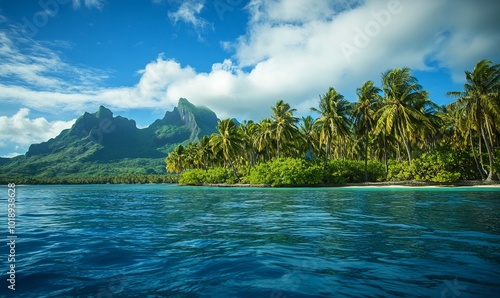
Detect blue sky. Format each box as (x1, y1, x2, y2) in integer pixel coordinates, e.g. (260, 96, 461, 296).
(0, 0, 499, 158)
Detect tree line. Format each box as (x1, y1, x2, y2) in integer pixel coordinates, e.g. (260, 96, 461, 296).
(165, 60, 500, 185)
(0, 174, 179, 185)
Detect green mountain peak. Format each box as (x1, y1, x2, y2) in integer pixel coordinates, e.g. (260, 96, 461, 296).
(96, 105, 113, 119)
(0, 99, 220, 179)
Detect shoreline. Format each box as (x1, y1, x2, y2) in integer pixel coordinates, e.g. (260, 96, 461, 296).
(182, 180, 500, 188)
(3, 180, 499, 187)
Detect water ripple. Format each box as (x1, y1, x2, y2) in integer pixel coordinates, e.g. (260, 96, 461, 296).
(0, 185, 499, 297)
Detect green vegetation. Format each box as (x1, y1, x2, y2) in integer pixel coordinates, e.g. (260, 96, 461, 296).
(168, 60, 500, 186)
(1, 61, 497, 186)
(0, 98, 219, 183)
(247, 158, 323, 186)
(0, 174, 178, 185)
(1, 157, 168, 178)
(387, 147, 478, 183)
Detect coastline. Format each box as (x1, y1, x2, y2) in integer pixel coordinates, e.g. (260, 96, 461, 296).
(181, 180, 500, 188)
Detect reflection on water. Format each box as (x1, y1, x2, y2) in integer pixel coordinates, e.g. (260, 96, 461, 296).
(0, 185, 499, 297)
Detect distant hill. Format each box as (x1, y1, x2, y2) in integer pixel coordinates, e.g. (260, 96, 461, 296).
(0, 98, 219, 179)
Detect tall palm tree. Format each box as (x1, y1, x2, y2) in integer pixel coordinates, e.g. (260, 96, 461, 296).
(271, 100, 299, 158)
(209, 118, 244, 177)
(444, 103, 486, 179)
(354, 81, 381, 181)
(311, 87, 352, 168)
(448, 59, 500, 181)
(376, 67, 433, 163)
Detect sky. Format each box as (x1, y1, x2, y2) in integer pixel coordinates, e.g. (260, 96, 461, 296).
(0, 0, 499, 158)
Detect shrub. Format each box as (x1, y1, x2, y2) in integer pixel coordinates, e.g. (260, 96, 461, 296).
(325, 160, 385, 183)
(367, 161, 386, 182)
(387, 148, 466, 183)
(179, 167, 239, 185)
(249, 158, 323, 186)
(204, 167, 233, 184)
(387, 160, 414, 181)
(412, 152, 461, 182)
(179, 169, 206, 185)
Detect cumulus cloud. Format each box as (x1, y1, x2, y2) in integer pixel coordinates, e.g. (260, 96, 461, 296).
(1, 0, 500, 123)
(0, 108, 76, 156)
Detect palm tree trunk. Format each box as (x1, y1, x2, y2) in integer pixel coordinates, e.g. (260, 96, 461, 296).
(470, 133, 486, 180)
(228, 160, 238, 180)
(485, 119, 496, 159)
(383, 134, 388, 174)
(479, 134, 486, 173)
(276, 137, 280, 158)
(481, 124, 498, 181)
(364, 131, 368, 181)
(324, 137, 331, 170)
(400, 130, 412, 163)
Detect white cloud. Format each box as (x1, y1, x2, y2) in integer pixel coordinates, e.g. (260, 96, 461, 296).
(1, 0, 500, 124)
(246, 0, 359, 24)
(168, 0, 213, 37)
(0, 109, 76, 153)
(0, 31, 109, 92)
(3, 152, 24, 158)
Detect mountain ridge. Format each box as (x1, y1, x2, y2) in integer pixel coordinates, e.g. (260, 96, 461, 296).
(0, 98, 219, 178)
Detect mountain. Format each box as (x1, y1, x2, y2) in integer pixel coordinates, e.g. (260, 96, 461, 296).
(0, 98, 219, 179)
(147, 97, 219, 153)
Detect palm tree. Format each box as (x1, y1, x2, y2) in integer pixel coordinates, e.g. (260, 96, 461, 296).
(298, 116, 318, 159)
(443, 103, 486, 179)
(255, 118, 274, 161)
(271, 100, 299, 158)
(354, 81, 381, 181)
(239, 120, 258, 167)
(375, 67, 433, 163)
(209, 118, 244, 177)
(412, 94, 440, 151)
(184, 142, 199, 169)
(311, 87, 352, 168)
(165, 144, 185, 175)
(448, 59, 500, 181)
(198, 135, 212, 169)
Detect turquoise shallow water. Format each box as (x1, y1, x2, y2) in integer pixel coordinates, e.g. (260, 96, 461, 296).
(1, 185, 499, 297)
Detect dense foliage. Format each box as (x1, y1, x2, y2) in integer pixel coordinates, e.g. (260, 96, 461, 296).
(179, 167, 237, 185)
(247, 158, 323, 186)
(179, 158, 386, 186)
(168, 60, 500, 186)
(0, 174, 178, 185)
(387, 147, 478, 182)
(0, 157, 167, 177)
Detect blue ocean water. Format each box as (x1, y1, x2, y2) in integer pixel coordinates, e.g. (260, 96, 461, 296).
(0, 185, 499, 297)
